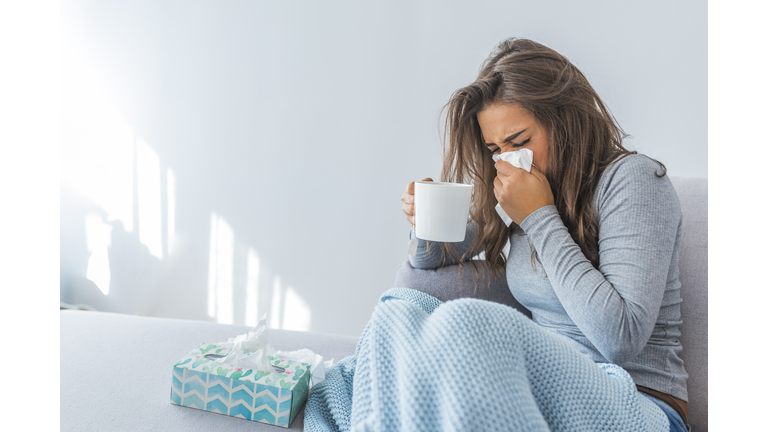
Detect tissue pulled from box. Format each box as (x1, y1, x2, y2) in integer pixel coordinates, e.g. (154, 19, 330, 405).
(209, 315, 332, 388)
(492, 149, 534, 226)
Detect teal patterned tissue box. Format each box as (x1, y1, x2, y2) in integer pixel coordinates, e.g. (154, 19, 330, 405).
(170, 343, 311, 428)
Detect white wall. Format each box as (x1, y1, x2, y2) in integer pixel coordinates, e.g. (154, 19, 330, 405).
(60, 0, 707, 337)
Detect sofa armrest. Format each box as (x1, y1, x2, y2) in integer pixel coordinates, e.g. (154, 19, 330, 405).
(393, 259, 532, 319)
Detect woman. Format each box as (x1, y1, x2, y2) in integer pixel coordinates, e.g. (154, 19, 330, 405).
(401, 38, 689, 431)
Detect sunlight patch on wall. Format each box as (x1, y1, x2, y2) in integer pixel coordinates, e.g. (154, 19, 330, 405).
(167, 168, 176, 255)
(85, 215, 112, 295)
(245, 248, 260, 326)
(208, 212, 234, 324)
(283, 286, 311, 332)
(269, 275, 283, 329)
(137, 138, 162, 259)
(205, 226, 310, 329)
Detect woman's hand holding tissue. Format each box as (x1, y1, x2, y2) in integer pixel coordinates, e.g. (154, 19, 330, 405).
(493, 161, 554, 225)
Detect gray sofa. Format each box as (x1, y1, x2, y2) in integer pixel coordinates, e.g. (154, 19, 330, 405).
(60, 176, 707, 431)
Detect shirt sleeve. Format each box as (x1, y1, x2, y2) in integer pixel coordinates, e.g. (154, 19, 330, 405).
(408, 222, 480, 269)
(519, 155, 681, 364)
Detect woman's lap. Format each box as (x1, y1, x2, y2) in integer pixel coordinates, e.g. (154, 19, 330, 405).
(368, 296, 670, 430)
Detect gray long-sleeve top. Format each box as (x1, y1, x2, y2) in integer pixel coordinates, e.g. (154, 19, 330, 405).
(409, 154, 689, 401)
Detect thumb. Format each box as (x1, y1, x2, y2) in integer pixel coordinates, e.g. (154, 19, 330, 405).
(421, 177, 433, 182)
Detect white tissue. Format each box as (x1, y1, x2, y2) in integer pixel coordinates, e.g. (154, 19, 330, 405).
(272, 348, 332, 387)
(492, 149, 534, 226)
(211, 314, 332, 388)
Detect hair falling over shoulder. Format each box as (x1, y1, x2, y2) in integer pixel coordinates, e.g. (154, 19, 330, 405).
(432, 38, 666, 288)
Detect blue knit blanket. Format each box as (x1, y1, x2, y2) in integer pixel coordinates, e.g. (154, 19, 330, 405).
(304, 288, 668, 431)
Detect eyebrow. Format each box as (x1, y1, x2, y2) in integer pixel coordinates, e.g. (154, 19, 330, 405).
(484, 129, 528, 147)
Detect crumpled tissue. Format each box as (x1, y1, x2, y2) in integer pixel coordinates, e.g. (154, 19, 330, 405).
(206, 315, 333, 388)
(492, 149, 534, 226)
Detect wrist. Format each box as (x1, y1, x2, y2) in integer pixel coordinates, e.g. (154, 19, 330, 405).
(519, 205, 558, 231)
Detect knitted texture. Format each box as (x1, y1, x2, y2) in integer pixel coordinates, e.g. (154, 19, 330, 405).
(304, 288, 668, 432)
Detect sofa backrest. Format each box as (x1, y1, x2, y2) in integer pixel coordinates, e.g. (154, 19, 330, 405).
(669, 176, 708, 432)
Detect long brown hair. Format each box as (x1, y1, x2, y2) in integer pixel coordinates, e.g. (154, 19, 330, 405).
(433, 38, 665, 285)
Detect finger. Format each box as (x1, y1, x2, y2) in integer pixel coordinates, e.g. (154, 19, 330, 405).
(493, 176, 504, 200)
(494, 160, 518, 176)
(493, 176, 503, 192)
(407, 177, 432, 197)
(410, 177, 432, 191)
(402, 203, 414, 216)
(403, 202, 415, 224)
(402, 193, 413, 204)
(492, 179, 502, 202)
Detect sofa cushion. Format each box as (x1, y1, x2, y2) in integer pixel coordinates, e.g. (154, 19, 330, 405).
(393, 258, 532, 319)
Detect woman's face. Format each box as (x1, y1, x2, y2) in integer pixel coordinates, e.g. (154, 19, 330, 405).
(477, 103, 550, 174)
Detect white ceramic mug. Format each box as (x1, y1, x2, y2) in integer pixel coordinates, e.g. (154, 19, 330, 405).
(414, 181, 473, 242)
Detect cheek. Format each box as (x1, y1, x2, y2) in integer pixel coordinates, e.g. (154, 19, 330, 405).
(531, 143, 548, 172)
(532, 152, 542, 168)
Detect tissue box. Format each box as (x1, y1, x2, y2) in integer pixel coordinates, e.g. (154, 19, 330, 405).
(170, 343, 311, 428)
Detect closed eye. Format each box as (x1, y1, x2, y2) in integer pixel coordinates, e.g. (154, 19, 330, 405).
(485, 144, 500, 155)
(485, 138, 530, 155)
(511, 138, 531, 148)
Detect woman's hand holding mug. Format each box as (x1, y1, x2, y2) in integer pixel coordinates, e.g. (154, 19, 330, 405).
(402, 178, 433, 226)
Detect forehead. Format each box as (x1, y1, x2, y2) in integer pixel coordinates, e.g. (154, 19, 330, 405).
(476, 103, 534, 140)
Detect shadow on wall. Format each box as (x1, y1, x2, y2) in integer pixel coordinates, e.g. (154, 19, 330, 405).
(60, 179, 162, 315)
(60, 37, 311, 330)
